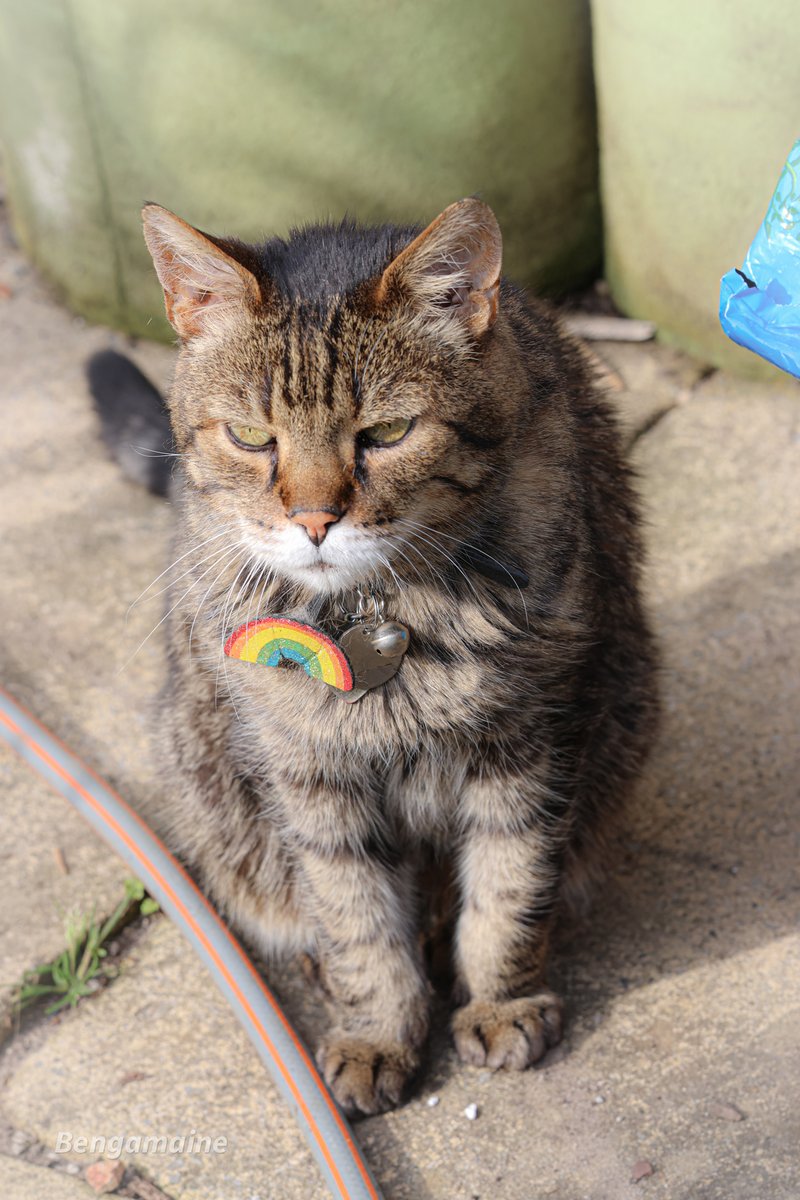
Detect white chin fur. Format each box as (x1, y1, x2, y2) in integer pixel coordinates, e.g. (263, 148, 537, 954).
(240, 520, 386, 595)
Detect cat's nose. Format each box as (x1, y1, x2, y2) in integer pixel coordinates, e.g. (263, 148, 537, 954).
(289, 509, 341, 546)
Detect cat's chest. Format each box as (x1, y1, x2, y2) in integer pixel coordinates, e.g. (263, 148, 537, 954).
(222, 640, 506, 838)
(228, 638, 499, 746)
(235, 672, 472, 834)
(211, 587, 520, 834)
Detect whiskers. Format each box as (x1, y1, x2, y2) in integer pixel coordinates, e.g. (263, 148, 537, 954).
(212, 553, 286, 719)
(118, 529, 244, 676)
(398, 517, 529, 629)
(384, 529, 452, 598)
(125, 526, 233, 620)
(395, 519, 483, 606)
(129, 445, 185, 459)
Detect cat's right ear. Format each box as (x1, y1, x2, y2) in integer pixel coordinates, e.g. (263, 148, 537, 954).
(375, 198, 502, 345)
(142, 204, 262, 341)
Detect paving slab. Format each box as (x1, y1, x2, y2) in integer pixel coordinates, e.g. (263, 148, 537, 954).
(1, 182, 799, 1199)
(0, 1154, 92, 1200)
(0, 747, 124, 1015)
(636, 370, 800, 598)
(4, 921, 800, 1200)
(2, 920, 329, 1200)
(581, 337, 709, 446)
(0, 186, 175, 1041)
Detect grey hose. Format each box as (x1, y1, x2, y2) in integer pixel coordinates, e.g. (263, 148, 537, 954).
(0, 685, 383, 1200)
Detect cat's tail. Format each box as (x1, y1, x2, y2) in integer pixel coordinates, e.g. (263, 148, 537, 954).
(86, 349, 173, 497)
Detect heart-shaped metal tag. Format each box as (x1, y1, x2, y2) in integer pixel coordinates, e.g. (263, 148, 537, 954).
(335, 621, 410, 703)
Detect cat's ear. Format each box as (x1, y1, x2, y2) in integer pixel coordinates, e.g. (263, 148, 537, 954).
(142, 204, 262, 341)
(376, 198, 502, 341)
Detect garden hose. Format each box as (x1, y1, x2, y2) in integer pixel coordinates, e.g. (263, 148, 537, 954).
(0, 685, 383, 1200)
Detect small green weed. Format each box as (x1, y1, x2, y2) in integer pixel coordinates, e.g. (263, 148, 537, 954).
(17, 878, 160, 1014)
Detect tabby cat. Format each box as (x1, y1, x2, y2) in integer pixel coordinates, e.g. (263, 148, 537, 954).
(89, 197, 658, 1117)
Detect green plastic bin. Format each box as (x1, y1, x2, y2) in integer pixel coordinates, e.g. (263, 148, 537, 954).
(0, 0, 600, 339)
(592, 0, 800, 375)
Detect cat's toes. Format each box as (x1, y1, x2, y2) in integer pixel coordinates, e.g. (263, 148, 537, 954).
(317, 1036, 420, 1117)
(452, 993, 563, 1071)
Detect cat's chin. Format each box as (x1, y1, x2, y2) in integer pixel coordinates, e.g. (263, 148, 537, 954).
(284, 560, 365, 596)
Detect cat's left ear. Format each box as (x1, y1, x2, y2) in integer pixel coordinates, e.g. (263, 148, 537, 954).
(142, 204, 262, 341)
(376, 198, 502, 340)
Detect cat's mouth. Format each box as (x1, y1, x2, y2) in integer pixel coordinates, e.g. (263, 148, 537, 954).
(241, 520, 386, 594)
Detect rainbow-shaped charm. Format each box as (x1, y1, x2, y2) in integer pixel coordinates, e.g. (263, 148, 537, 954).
(223, 617, 354, 692)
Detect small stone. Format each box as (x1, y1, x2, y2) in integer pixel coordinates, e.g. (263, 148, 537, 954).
(593, 1094, 605, 1104)
(464, 1103, 479, 1121)
(53, 845, 69, 874)
(85, 1159, 125, 1193)
(564, 313, 656, 342)
(426, 1095, 440, 1108)
(118, 1070, 150, 1087)
(630, 1160, 655, 1183)
(9, 1129, 32, 1156)
(710, 1102, 745, 1122)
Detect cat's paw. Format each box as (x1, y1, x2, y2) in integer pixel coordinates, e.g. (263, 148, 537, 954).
(452, 993, 563, 1071)
(317, 1036, 420, 1117)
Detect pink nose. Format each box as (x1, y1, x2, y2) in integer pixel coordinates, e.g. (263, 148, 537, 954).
(290, 509, 340, 546)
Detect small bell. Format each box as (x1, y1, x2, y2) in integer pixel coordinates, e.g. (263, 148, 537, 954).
(369, 621, 410, 657)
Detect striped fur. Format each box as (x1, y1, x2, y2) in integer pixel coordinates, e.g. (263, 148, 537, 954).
(136, 199, 659, 1116)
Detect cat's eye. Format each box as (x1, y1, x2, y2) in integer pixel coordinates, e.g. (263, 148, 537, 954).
(359, 417, 414, 448)
(227, 424, 275, 450)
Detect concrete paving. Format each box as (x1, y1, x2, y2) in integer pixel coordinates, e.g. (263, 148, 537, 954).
(1, 182, 798, 1200)
(0, 178, 173, 1052)
(0, 1155, 91, 1200)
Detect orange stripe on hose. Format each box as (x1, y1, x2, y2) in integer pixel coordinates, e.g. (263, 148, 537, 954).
(0, 699, 378, 1200)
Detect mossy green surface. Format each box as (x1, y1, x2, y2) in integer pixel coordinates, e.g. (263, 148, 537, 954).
(0, 0, 600, 339)
(592, 0, 800, 376)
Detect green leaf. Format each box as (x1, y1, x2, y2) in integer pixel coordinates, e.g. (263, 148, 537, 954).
(19, 983, 61, 999)
(15, 877, 160, 1017)
(50, 962, 68, 989)
(45, 995, 72, 1015)
(124, 878, 146, 902)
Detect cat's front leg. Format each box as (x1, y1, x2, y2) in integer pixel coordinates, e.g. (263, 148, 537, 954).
(452, 773, 566, 1071)
(281, 784, 429, 1116)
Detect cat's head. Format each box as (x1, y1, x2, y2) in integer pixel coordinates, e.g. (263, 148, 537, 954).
(143, 198, 516, 595)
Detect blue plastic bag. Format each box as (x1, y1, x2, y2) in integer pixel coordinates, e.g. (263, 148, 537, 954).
(719, 140, 800, 378)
